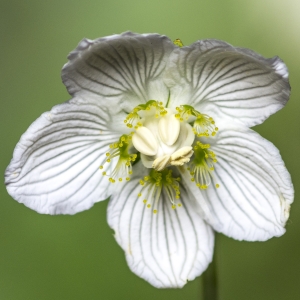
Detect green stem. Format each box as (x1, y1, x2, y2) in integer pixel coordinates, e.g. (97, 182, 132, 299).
(202, 237, 219, 300)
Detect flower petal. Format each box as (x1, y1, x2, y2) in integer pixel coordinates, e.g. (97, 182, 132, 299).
(62, 32, 175, 110)
(5, 98, 121, 215)
(164, 39, 290, 127)
(182, 125, 294, 241)
(107, 164, 214, 288)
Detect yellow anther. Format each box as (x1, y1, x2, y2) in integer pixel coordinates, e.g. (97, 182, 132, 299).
(173, 38, 184, 47)
(153, 210, 158, 214)
(216, 184, 220, 188)
(147, 204, 151, 208)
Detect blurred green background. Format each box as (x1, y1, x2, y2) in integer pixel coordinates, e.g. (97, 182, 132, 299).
(1, 0, 299, 299)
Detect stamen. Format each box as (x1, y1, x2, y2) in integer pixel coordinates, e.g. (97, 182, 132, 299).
(152, 155, 171, 171)
(132, 126, 158, 156)
(193, 115, 217, 137)
(188, 141, 217, 189)
(151, 146, 194, 172)
(170, 146, 193, 166)
(158, 113, 180, 146)
(175, 105, 218, 137)
(124, 100, 167, 129)
(100, 134, 137, 182)
(138, 169, 181, 213)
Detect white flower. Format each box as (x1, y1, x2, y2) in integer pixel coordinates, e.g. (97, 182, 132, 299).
(5, 32, 294, 288)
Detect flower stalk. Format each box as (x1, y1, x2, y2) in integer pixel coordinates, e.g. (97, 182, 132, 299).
(202, 235, 219, 300)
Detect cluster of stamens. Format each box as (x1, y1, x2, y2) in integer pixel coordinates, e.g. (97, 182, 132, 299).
(175, 105, 218, 137)
(100, 134, 137, 182)
(124, 100, 167, 129)
(138, 169, 181, 214)
(100, 99, 220, 214)
(187, 141, 218, 189)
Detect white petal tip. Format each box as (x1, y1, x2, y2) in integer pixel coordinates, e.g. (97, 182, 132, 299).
(272, 57, 289, 79)
(280, 194, 291, 224)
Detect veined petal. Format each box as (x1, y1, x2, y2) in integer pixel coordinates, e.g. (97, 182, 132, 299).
(107, 164, 214, 288)
(5, 98, 120, 215)
(62, 32, 175, 110)
(182, 125, 294, 241)
(164, 39, 290, 127)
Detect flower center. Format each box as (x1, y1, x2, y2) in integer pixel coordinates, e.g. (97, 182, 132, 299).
(131, 108, 195, 171)
(100, 100, 219, 213)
